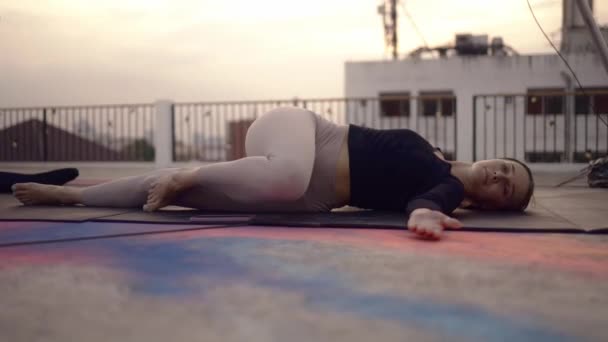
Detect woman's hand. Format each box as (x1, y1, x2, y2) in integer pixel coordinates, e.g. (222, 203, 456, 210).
(407, 208, 463, 240)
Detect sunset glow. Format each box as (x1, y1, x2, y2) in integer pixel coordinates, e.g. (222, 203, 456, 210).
(1, 0, 607, 106)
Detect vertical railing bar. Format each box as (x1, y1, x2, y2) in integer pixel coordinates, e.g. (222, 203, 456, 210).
(65, 107, 70, 162)
(532, 96, 537, 160)
(543, 96, 547, 159)
(42, 108, 47, 161)
(184, 105, 189, 161)
(219, 103, 223, 161)
(472, 96, 476, 161)
(198, 103, 203, 162)
(595, 95, 599, 157)
(585, 99, 589, 153)
(443, 98, 447, 153)
(127, 106, 132, 161)
(493, 96, 497, 158)
(1, 109, 6, 160)
(114, 106, 119, 161)
(73, 106, 79, 159)
(483, 97, 487, 160)
(524, 95, 528, 161)
(513, 96, 526, 158)
(96, 106, 102, 161)
(101, 106, 106, 161)
(453, 97, 457, 159)
(198, 104, 204, 162)
(556, 96, 561, 159)
(202, 104, 208, 162)
(503, 96, 507, 157)
(23, 109, 29, 161)
(104, 107, 112, 161)
(86, 106, 98, 160)
(434, 97, 439, 150)
(425, 100, 429, 141)
(66, 108, 71, 162)
(14, 110, 20, 161)
(188, 104, 193, 161)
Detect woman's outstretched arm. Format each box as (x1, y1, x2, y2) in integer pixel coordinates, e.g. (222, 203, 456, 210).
(407, 208, 463, 240)
(405, 176, 465, 240)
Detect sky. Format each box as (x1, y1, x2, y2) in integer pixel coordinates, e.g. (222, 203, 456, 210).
(1, 0, 607, 107)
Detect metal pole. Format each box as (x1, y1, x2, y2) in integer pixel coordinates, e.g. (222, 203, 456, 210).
(575, 0, 608, 76)
(391, 0, 398, 59)
(42, 108, 48, 162)
(472, 96, 477, 161)
(561, 71, 575, 162)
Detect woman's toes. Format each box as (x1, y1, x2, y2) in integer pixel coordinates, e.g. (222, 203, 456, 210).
(15, 183, 32, 190)
(144, 202, 156, 212)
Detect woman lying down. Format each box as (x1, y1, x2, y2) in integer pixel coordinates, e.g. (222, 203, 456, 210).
(12, 107, 534, 240)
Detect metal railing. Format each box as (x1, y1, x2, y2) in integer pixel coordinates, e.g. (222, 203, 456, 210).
(0, 96, 458, 162)
(173, 95, 457, 161)
(473, 90, 608, 162)
(0, 104, 155, 161)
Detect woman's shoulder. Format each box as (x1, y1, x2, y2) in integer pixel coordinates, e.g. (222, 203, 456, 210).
(349, 125, 432, 148)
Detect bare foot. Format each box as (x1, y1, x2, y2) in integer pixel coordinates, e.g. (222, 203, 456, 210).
(12, 183, 81, 206)
(143, 172, 191, 212)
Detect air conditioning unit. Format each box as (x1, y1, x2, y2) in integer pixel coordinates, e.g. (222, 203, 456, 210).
(455, 34, 489, 56)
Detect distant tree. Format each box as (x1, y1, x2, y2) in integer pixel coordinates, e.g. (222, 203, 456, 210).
(74, 120, 97, 139)
(121, 139, 155, 161)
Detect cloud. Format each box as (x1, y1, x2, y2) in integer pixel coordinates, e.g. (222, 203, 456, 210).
(1, 0, 606, 107)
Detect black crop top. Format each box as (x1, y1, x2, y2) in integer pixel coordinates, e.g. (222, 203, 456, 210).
(347, 125, 464, 216)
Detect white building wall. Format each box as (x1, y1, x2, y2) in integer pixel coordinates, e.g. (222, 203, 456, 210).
(344, 54, 608, 162)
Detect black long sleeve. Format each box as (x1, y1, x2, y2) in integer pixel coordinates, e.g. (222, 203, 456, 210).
(405, 175, 464, 216)
(348, 125, 465, 214)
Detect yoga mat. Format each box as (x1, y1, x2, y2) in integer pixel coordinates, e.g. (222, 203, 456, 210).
(93, 206, 253, 225)
(3, 193, 607, 233)
(251, 207, 592, 233)
(105, 207, 599, 233)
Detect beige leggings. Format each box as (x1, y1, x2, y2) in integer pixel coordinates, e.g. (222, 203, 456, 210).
(80, 107, 348, 212)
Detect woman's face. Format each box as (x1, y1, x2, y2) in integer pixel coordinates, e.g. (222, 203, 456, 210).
(469, 159, 531, 210)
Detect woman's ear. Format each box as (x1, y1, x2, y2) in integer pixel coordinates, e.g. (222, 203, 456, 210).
(460, 198, 476, 209)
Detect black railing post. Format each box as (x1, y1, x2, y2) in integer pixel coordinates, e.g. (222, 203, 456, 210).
(453, 96, 457, 160)
(42, 108, 48, 162)
(524, 95, 534, 161)
(171, 103, 176, 162)
(472, 95, 477, 162)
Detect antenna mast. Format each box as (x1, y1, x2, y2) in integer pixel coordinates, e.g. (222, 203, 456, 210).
(378, 0, 399, 59)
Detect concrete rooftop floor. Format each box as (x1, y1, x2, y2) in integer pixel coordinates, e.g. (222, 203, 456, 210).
(1, 163, 608, 341)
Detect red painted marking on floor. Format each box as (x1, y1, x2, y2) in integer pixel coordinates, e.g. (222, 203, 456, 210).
(0, 248, 102, 268)
(144, 226, 608, 277)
